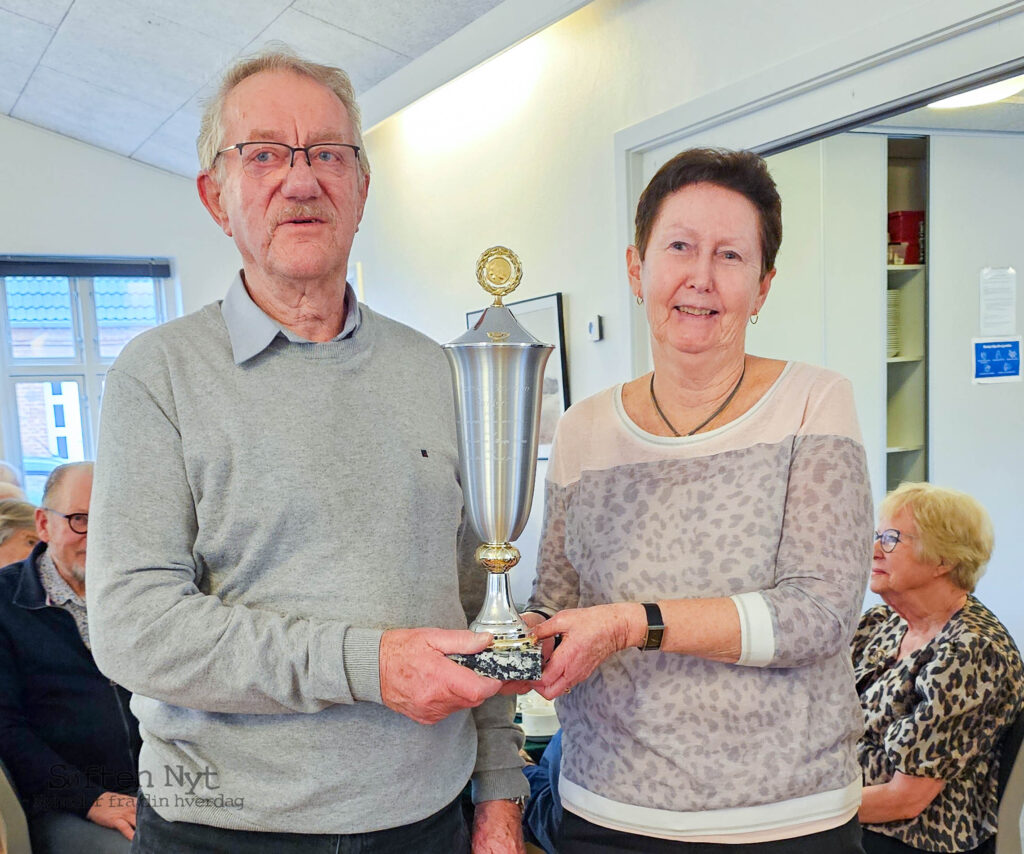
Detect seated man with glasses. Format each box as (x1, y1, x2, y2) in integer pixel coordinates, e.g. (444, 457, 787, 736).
(0, 462, 140, 854)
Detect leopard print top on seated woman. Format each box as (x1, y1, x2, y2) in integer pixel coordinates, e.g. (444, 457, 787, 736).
(854, 597, 1024, 852)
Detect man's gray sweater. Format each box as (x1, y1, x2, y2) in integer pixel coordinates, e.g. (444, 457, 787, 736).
(86, 295, 526, 832)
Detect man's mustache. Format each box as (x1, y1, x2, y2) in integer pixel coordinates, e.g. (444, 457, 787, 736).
(272, 206, 336, 230)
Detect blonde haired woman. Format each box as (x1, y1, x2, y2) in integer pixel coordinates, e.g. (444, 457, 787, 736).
(0, 499, 38, 566)
(855, 482, 1023, 853)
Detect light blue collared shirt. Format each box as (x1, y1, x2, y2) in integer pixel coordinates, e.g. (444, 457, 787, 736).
(220, 273, 362, 365)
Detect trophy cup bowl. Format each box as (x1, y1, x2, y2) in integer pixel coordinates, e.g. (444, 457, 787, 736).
(443, 247, 553, 680)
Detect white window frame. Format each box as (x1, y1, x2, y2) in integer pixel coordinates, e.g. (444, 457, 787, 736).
(0, 269, 179, 468)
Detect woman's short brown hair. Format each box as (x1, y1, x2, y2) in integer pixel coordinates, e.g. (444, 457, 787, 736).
(633, 148, 782, 277)
(880, 482, 994, 593)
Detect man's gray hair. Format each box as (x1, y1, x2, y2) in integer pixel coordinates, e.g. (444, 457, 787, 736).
(197, 45, 370, 180)
(0, 499, 35, 545)
(41, 461, 94, 509)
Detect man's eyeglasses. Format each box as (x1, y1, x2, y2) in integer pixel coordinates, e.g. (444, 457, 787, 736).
(43, 508, 88, 535)
(873, 529, 910, 553)
(213, 142, 361, 179)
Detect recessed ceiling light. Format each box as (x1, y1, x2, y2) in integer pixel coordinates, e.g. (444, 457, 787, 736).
(929, 74, 1024, 109)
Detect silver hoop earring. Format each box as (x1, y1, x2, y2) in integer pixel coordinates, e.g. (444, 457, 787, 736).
(749, 313, 759, 325)
(636, 295, 644, 306)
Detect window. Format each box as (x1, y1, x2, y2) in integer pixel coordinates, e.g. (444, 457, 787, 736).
(0, 257, 177, 503)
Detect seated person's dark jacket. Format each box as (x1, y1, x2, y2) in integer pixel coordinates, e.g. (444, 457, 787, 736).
(0, 542, 140, 816)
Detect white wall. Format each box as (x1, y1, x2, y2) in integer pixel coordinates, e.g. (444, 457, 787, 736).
(929, 134, 1024, 638)
(765, 135, 889, 505)
(720, 132, 1024, 640)
(352, 0, 1003, 594)
(0, 114, 238, 461)
(354, 0, 930, 396)
(0, 114, 238, 314)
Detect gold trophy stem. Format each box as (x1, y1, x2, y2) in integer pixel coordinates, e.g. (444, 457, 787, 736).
(470, 543, 536, 653)
(476, 542, 520, 573)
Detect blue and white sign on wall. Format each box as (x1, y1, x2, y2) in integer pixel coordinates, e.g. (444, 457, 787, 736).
(972, 337, 1021, 384)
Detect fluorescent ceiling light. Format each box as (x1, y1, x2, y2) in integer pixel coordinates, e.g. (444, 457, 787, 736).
(929, 74, 1024, 109)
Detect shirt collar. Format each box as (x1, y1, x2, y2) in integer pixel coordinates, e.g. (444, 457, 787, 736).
(221, 272, 362, 365)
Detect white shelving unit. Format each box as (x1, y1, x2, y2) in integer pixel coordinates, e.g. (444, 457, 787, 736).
(885, 140, 928, 492)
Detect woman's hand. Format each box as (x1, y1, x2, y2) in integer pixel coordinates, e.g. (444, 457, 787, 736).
(498, 611, 553, 695)
(531, 603, 645, 700)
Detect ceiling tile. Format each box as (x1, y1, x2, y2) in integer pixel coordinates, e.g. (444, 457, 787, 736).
(134, 0, 290, 48)
(0, 8, 55, 109)
(133, 107, 202, 176)
(293, 0, 502, 57)
(41, 0, 239, 109)
(0, 0, 72, 28)
(146, 107, 203, 154)
(132, 140, 200, 178)
(13, 65, 166, 155)
(250, 8, 409, 93)
(1, 0, 527, 172)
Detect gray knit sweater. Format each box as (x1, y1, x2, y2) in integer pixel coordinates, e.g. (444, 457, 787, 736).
(87, 294, 527, 833)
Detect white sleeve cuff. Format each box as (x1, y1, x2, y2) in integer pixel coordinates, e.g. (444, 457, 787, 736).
(731, 592, 776, 667)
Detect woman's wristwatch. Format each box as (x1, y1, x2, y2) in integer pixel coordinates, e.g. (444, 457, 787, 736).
(638, 602, 665, 650)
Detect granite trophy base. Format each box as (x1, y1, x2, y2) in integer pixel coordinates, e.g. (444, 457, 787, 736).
(449, 645, 542, 681)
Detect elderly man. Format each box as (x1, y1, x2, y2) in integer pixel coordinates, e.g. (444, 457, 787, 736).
(0, 462, 139, 854)
(87, 49, 528, 853)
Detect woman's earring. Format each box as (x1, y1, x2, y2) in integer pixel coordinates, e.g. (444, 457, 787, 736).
(636, 295, 644, 306)
(749, 312, 759, 325)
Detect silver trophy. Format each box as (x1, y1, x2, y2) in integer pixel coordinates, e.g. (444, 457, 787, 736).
(443, 247, 553, 680)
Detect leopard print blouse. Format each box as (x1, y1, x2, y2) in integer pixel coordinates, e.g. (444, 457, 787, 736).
(853, 597, 1023, 852)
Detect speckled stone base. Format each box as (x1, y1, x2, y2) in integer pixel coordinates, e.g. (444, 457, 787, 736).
(449, 646, 542, 680)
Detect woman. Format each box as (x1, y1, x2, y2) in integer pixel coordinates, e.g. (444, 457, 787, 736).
(522, 148, 874, 852)
(0, 499, 38, 566)
(855, 483, 1023, 853)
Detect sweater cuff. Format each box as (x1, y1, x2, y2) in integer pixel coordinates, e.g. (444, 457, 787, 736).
(731, 592, 776, 667)
(342, 627, 384, 703)
(471, 767, 530, 805)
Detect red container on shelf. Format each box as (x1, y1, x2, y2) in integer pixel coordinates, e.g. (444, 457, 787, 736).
(888, 210, 925, 264)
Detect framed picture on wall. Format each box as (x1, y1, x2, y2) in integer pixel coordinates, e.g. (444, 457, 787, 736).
(466, 292, 569, 459)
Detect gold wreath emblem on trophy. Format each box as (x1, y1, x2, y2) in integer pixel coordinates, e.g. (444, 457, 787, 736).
(476, 246, 523, 307)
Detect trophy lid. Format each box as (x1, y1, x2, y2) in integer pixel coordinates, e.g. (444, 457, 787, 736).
(445, 246, 549, 348)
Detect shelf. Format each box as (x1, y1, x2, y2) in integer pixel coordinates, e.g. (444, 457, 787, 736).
(885, 138, 928, 490)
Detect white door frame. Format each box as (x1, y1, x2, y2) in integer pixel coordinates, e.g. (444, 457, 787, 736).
(615, 0, 1024, 375)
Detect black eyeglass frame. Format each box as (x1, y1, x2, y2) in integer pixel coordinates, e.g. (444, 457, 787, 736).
(873, 528, 912, 553)
(42, 508, 88, 535)
(212, 141, 361, 172)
